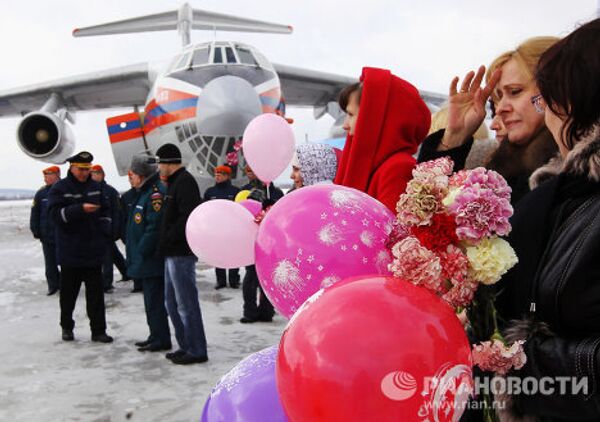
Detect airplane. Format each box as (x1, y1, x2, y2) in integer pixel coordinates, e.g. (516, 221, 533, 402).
(0, 3, 446, 191)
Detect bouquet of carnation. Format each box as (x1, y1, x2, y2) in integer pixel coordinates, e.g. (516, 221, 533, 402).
(387, 157, 526, 378)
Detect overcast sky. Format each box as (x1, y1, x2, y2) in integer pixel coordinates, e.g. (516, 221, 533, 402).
(0, 0, 597, 191)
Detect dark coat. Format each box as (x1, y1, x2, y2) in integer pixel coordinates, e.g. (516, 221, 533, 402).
(241, 180, 284, 207)
(418, 128, 558, 205)
(119, 187, 137, 241)
(204, 180, 240, 201)
(47, 171, 111, 267)
(30, 184, 55, 242)
(159, 167, 201, 257)
(125, 173, 165, 278)
(99, 180, 120, 241)
(488, 172, 600, 421)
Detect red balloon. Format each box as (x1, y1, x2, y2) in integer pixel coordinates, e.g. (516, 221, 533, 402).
(276, 276, 472, 422)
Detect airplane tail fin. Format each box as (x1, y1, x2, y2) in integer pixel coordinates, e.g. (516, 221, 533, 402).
(73, 2, 292, 46)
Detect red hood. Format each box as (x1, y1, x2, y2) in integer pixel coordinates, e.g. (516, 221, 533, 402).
(334, 67, 431, 192)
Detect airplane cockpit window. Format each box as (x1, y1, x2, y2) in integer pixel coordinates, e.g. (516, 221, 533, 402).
(192, 48, 210, 67)
(236, 47, 257, 65)
(213, 48, 223, 64)
(173, 52, 191, 71)
(225, 47, 237, 64)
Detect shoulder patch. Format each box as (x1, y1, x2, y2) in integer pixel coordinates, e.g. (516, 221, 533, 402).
(134, 212, 143, 224)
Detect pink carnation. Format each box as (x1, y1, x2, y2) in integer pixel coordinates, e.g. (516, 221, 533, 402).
(389, 237, 443, 292)
(412, 157, 454, 181)
(443, 277, 478, 308)
(449, 170, 470, 188)
(472, 339, 527, 375)
(464, 168, 512, 200)
(449, 188, 513, 242)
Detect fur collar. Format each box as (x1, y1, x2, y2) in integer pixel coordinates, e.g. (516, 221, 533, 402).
(486, 129, 557, 181)
(529, 124, 600, 189)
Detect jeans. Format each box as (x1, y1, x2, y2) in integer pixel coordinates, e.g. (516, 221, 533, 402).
(41, 240, 60, 291)
(242, 265, 274, 319)
(60, 266, 106, 335)
(164, 256, 207, 358)
(215, 267, 240, 287)
(141, 276, 171, 347)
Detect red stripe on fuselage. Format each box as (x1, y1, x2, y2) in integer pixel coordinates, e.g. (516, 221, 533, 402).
(109, 128, 144, 144)
(144, 107, 196, 134)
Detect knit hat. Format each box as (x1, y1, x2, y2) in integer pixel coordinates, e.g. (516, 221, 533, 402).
(130, 152, 158, 178)
(90, 164, 104, 173)
(156, 143, 182, 164)
(296, 143, 338, 186)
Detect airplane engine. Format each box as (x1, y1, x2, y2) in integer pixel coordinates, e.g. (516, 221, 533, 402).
(17, 111, 75, 163)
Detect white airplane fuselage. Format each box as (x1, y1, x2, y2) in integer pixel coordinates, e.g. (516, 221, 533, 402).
(107, 40, 285, 191)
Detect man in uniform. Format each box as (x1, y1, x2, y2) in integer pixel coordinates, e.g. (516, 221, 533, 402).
(90, 164, 127, 292)
(203, 165, 240, 289)
(125, 152, 171, 352)
(48, 151, 113, 343)
(30, 166, 61, 295)
(156, 143, 208, 365)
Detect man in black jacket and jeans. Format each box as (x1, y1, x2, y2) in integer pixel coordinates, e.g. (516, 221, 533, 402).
(47, 151, 113, 343)
(156, 143, 208, 365)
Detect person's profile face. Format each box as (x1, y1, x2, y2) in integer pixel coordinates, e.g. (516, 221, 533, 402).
(490, 114, 508, 143)
(245, 166, 256, 180)
(494, 59, 545, 145)
(290, 166, 304, 189)
(342, 90, 360, 136)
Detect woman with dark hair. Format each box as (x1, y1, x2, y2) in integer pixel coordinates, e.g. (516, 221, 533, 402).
(475, 18, 600, 421)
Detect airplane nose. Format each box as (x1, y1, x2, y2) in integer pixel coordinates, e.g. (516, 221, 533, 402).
(196, 75, 262, 136)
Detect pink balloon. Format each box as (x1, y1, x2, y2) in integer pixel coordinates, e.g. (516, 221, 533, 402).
(255, 185, 395, 318)
(240, 199, 262, 217)
(186, 200, 258, 268)
(242, 113, 295, 183)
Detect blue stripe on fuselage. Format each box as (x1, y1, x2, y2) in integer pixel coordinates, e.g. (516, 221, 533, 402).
(146, 98, 198, 119)
(107, 119, 141, 135)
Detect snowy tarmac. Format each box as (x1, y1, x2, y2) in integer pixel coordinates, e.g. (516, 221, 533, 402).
(0, 200, 286, 421)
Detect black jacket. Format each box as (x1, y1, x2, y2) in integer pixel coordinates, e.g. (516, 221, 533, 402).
(99, 180, 121, 241)
(47, 172, 111, 267)
(159, 167, 201, 256)
(30, 184, 55, 242)
(241, 180, 284, 207)
(482, 172, 600, 421)
(119, 187, 137, 241)
(204, 180, 240, 201)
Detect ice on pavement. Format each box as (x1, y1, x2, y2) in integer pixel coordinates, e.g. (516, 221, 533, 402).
(0, 200, 286, 421)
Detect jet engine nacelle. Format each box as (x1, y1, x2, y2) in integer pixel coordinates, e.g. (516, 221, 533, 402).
(17, 111, 75, 163)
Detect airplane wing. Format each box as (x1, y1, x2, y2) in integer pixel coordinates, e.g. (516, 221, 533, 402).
(273, 63, 357, 108)
(274, 63, 447, 113)
(0, 63, 154, 117)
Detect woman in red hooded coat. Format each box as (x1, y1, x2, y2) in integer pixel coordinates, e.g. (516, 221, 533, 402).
(334, 67, 431, 212)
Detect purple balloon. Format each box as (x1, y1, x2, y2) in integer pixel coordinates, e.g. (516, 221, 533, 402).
(255, 184, 395, 318)
(201, 346, 288, 422)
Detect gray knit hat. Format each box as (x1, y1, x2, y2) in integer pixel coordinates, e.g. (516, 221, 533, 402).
(130, 151, 158, 178)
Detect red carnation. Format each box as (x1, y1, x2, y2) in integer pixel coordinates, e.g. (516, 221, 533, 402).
(411, 213, 458, 252)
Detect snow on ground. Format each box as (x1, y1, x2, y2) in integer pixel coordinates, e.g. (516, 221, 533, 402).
(0, 200, 286, 421)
